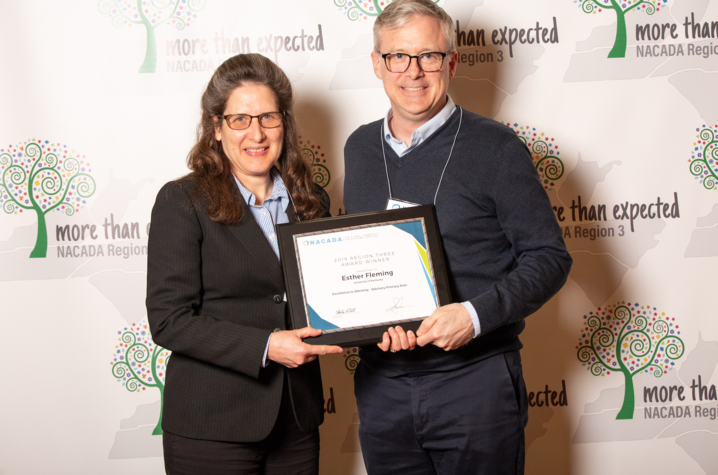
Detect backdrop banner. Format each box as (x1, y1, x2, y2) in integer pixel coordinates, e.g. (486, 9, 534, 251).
(2, 1, 718, 473)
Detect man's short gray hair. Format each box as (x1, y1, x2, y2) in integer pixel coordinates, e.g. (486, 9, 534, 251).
(373, 0, 456, 53)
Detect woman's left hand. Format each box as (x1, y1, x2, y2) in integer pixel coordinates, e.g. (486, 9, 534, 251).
(267, 327, 343, 368)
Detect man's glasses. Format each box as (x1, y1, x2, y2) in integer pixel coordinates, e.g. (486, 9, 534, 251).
(381, 52, 448, 73)
(220, 112, 284, 130)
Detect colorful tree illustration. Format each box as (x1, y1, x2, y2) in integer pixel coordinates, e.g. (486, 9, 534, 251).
(576, 302, 684, 420)
(504, 123, 563, 191)
(299, 137, 332, 188)
(688, 124, 718, 191)
(0, 140, 96, 258)
(98, 0, 208, 73)
(334, 0, 437, 21)
(576, 0, 665, 58)
(111, 321, 171, 435)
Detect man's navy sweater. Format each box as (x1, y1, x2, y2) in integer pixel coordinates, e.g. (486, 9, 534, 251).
(343, 107, 572, 376)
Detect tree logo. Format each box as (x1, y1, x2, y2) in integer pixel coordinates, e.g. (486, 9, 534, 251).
(333, 0, 437, 22)
(98, 0, 208, 73)
(0, 140, 96, 258)
(111, 321, 170, 436)
(689, 124, 718, 191)
(504, 123, 564, 191)
(575, 0, 665, 58)
(576, 302, 684, 420)
(299, 137, 332, 188)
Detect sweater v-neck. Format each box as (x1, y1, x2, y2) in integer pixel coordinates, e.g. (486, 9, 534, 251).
(384, 105, 462, 169)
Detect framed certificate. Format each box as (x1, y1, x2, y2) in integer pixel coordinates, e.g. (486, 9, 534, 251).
(277, 205, 452, 347)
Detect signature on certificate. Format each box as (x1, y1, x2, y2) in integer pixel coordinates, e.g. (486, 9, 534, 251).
(334, 308, 356, 315)
(386, 297, 411, 314)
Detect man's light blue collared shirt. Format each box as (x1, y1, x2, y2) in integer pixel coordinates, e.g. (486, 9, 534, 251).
(383, 96, 482, 338)
(383, 96, 456, 157)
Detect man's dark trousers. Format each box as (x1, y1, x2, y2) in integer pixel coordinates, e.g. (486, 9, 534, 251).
(354, 351, 528, 475)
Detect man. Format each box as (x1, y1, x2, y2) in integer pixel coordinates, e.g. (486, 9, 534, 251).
(342, 1, 572, 474)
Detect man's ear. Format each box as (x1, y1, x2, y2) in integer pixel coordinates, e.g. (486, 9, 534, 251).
(371, 51, 384, 80)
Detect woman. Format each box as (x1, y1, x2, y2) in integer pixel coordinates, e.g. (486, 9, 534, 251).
(146, 54, 342, 475)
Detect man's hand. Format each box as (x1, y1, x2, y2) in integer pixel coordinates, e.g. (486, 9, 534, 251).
(267, 327, 343, 368)
(415, 303, 475, 350)
(377, 325, 416, 352)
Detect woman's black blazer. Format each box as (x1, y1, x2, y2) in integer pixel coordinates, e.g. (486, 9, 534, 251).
(146, 177, 325, 443)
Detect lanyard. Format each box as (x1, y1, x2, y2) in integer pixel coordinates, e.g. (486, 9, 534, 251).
(381, 107, 463, 207)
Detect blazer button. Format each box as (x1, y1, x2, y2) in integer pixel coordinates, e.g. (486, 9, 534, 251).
(273, 295, 282, 304)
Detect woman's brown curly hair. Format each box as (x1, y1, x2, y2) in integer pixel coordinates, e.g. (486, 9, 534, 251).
(186, 53, 327, 223)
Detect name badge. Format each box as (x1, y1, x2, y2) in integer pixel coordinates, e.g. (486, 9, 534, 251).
(386, 198, 420, 210)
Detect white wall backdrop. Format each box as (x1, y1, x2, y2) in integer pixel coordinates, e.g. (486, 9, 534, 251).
(2, 0, 718, 473)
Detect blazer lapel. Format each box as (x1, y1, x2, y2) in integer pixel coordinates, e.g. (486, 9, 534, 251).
(227, 198, 285, 291)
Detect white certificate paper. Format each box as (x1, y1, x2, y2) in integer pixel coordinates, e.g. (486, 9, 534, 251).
(293, 219, 439, 332)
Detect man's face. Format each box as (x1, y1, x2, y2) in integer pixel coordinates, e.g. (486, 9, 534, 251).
(371, 14, 457, 129)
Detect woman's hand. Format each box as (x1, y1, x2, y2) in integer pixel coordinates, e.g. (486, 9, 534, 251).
(267, 327, 343, 368)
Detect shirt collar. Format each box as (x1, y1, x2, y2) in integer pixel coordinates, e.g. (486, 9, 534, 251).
(383, 95, 456, 148)
(233, 169, 289, 208)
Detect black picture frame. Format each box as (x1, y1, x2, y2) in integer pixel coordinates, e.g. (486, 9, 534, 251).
(277, 205, 452, 347)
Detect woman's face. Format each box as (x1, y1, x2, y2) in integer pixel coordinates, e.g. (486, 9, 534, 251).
(214, 83, 284, 184)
